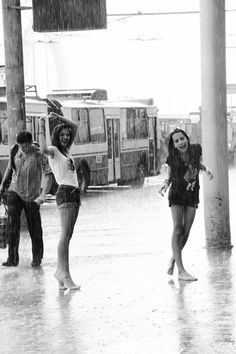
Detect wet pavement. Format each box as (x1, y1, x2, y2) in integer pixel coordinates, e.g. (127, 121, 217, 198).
(1, 170, 236, 354)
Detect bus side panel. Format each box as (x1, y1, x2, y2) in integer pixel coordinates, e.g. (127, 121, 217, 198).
(0, 157, 9, 182)
(119, 148, 149, 182)
(120, 150, 138, 181)
(74, 154, 108, 186)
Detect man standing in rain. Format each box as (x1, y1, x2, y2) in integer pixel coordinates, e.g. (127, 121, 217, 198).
(0, 130, 52, 267)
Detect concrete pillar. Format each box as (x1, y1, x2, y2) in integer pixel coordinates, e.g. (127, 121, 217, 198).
(200, 0, 231, 247)
(2, 0, 26, 146)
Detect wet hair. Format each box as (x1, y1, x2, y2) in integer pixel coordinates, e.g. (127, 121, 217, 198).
(10, 131, 33, 171)
(16, 130, 33, 144)
(51, 123, 73, 154)
(168, 128, 190, 155)
(167, 128, 191, 168)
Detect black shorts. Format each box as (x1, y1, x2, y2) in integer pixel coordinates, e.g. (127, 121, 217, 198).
(56, 185, 81, 207)
(168, 186, 199, 208)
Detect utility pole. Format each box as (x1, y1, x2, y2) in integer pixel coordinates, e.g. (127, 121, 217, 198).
(2, 0, 26, 147)
(200, 0, 231, 247)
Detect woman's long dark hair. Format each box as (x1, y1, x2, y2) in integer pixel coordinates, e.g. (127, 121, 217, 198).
(167, 128, 196, 168)
(168, 128, 190, 154)
(51, 124, 74, 154)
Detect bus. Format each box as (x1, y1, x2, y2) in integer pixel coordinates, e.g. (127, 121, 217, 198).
(158, 113, 202, 144)
(45, 98, 160, 192)
(0, 96, 160, 191)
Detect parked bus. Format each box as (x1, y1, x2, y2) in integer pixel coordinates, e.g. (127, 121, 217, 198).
(45, 98, 160, 192)
(0, 96, 160, 191)
(158, 113, 202, 144)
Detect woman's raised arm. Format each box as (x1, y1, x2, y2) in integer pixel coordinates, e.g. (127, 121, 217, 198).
(38, 115, 54, 157)
(48, 112, 78, 143)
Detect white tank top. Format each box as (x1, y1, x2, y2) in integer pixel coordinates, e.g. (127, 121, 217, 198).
(48, 146, 78, 187)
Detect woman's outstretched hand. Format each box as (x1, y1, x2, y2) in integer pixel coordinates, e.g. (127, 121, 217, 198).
(39, 114, 47, 127)
(48, 112, 58, 119)
(205, 167, 214, 181)
(158, 182, 169, 196)
(34, 195, 45, 205)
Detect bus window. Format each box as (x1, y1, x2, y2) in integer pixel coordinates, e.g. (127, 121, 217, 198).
(26, 115, 33, 136)
(107, 119, 112, 159)
(185, 123, 192, 138)
(127, 108, 135, 139)
(135, 109, 148, 139)
(79, 109, 90, 143)
(134, 108, 139, 138)
(0, 117, 8, 144)
(114, 119, 120, 157)
(73, 108, 89, 144)
(89, 109, 105, 143)
(27, 115, 42, 142)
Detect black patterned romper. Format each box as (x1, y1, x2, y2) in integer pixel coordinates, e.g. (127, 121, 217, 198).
(167, 144, 202, 208)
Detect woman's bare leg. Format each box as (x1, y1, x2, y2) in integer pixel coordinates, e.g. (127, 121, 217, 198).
(167, 206, 196, 275)
(169, 205, 197, 281)
(167, 206, 183, 275)
(167, 256, 175, 275)
(54, 204, 80, 290)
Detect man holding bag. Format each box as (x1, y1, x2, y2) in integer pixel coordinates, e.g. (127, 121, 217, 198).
(0, 130, 52, 267)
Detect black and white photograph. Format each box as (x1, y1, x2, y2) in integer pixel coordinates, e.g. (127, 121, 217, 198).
(0, 1, 236, 353)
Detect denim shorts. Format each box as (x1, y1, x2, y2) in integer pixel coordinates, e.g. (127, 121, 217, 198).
(56, 185, 81, 208)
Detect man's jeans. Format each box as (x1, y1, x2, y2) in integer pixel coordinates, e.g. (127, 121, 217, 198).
(6, 191, 43, 264)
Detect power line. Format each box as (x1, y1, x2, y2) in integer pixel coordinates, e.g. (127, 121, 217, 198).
(107, 9, 236, 17)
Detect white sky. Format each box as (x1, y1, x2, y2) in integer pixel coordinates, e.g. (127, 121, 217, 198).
(0, 0, 236, 113)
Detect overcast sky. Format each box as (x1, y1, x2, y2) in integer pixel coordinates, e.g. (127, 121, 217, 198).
(0, 0, 236, 113)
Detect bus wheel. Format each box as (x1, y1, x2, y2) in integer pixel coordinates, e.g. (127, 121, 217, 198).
(117, 179, 125, 186)
(77, 165, 90, 193)
(131, 164, 145, 188)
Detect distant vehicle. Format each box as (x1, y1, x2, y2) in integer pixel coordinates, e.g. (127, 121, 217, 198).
(0, 95, 160, 192)
(158, 113, 202, 145)
(157, 113, 202, 165)
(47, 88, 108, 101)
(44, 97, 160, 192)
(227, 109, 236, 166)
(159, 111, 236, 166)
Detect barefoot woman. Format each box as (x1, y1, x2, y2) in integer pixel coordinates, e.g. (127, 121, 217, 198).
(39, 112, 80, 290)
(159, 128, 213, 281)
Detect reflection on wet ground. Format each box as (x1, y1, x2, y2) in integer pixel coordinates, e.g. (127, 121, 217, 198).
(0, 172, 236, 353)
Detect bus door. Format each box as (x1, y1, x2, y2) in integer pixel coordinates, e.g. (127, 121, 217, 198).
(148, 115, 160, 174)
(26, 115, 38, 142)
(107, 118, 121, 182)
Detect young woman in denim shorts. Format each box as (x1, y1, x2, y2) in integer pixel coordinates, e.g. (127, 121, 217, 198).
(159, 128, 213, 281)
(39, 112, 80, 290)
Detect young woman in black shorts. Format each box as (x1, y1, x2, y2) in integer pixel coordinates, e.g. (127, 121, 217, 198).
(39, 113, 81, 290)
(159, 128, 213, 281)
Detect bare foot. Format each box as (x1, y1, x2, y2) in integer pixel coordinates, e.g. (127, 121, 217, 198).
(54, 273, 67, 290)
(167, 258, 175, 275)
(54, 272, 80, 291)
(64, 279, 81, 291)
(59, 280, 67, 291)
(178, 271, 198, 281)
